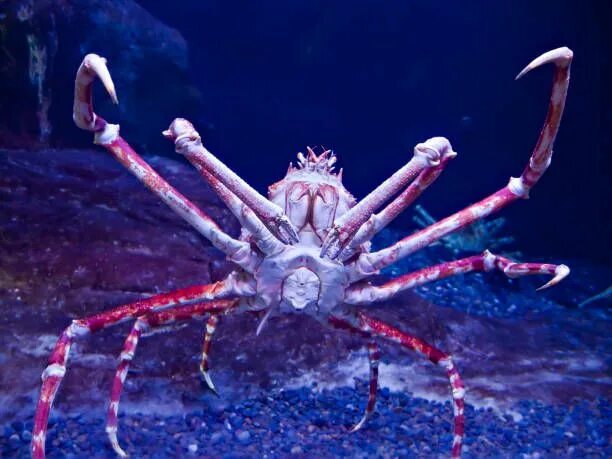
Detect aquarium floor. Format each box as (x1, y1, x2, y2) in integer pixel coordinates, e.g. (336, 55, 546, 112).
(0, 149, 610, 457)
(2, 391, 610, 458)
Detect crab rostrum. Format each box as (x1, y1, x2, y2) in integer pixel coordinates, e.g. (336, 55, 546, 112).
(32, 47, 573, 458)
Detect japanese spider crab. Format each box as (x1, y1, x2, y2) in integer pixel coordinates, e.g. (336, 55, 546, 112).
(32, 47, 573, 458)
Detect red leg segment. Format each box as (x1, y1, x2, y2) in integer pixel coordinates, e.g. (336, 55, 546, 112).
(163, 118, 299, 245)
(199, 315, 220, 394)
(73, 54, 259, 272)
(327, 317, 380, 432)
(342, 153, 456, 259)
(346, 250, 569, 304)
(321, 137, 456, 259)
(350, 340, 380, 433)
(106, 300, 237, 458)
(356, 312, 465, 459)
(352, 47, 573, 279)
(31, 280, 243, 459)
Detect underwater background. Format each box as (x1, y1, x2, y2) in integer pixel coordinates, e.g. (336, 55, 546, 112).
(0, 0, 610, 458)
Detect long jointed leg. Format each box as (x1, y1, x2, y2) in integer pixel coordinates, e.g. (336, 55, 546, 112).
(351, 48, 573, 279)
(321, 137, 457, 259)
(341, 152, 456, 260)
(163, 118, 299, 245)
(327, 317, 380, 432)
(196, 167, 285, 255)
(200, 315, 220, 394)
(31, 280, 248, 459)
(355, 312, 465, 459)
(106, 300, 236, 458)
(73, 54, 259, 272)
(350, 340, 380, 433)
(345, 250, 569, 304)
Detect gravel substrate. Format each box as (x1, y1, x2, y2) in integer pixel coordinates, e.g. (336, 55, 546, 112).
(2, 387, 610, 458)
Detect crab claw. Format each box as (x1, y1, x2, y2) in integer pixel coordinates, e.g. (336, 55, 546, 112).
(74, 53, 118, 132)
(536, 264, 570, 291)
(515, 47, 573, 80)
(272, 214, 300, 245)
(162, 118, 199, 144)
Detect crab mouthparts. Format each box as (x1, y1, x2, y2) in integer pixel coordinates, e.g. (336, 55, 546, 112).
(281, 267, 321, 310)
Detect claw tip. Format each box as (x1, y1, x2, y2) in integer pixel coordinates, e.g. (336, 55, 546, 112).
(536, 264, 570, 291)
(515, 46, 573, 80)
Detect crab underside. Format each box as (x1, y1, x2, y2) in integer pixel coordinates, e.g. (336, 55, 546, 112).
(31, 46, 573, 458)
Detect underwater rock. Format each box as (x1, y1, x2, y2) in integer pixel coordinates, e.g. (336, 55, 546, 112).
(0, 0, 201, 151)
(0, 149, 610, 456)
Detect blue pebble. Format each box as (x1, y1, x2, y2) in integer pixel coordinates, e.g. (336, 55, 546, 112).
(235, 430, 251, 444)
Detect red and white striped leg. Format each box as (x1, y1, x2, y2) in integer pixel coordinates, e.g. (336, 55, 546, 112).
(199, 315, 220, 394)
(31, 280, 248, 459)
(106, 300, 237, 458)
(346, 250, 569, 304)
(327, 317, 380, 432)
(163, 118, 299, 245)
(73, 54, 259, 273)
(321, 137, 456, 259)
(197, 167, 285, 255)
(356, 312, 465, 459)
(341, 152, 456, 260)
(106, 318, 144, 458)
(351, 47, 573, 280)
(350, 340, 380, 433)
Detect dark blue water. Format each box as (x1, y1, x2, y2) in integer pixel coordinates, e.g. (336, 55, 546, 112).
(137, 0, 609, 264)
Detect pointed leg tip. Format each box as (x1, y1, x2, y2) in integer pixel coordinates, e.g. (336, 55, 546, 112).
(516, 47, 574, 80)
(201, 371, 219, 395)
(83, 53, 119, 105)
(536, 264, 570, 291)
(348, 417, 367, 433)
(107, 430, 129, 458)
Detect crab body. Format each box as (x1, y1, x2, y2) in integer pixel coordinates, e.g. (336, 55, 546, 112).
(251, 151, 356, 317)
(31, 47, 574, 459)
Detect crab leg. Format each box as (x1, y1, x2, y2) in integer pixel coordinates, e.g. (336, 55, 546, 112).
(31, 278, 254, 459)
(197, 167, 285, 255)
(353, 312, 466, 459)
(199, 315, 220, 393)
(350, 340, 380, 432)
(328, 317, 381, 432)
(351, 47, 572, 279)
(163, 118, 299, 245)
(321, 137, 457, 259)
(346, 250, 569, 304)
(73, 54, 259, 272)
(341, 153, 456, 260)
(107, 300, 237, 458)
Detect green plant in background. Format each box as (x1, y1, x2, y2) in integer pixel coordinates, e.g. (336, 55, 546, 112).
(579, 285, 612, 308)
